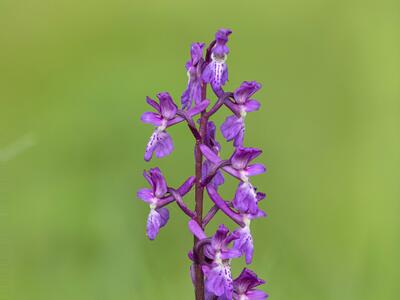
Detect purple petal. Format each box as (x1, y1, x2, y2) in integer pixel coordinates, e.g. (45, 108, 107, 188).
(233, 226, 254, 264)
(177, 176, 195, 196)
(156, 207, 169, 227)
(137, 188, 154, 204)
(233, 124, 245, 148)
(149, 167, 167, 198)
(181, 84, 192, 110)
(200, 144, 222, 164)
(188, 219, 207, 240)
(257, 192, 266, 202)
(231, 147, 262, 170)
(201, 62, 213, 84)
(141, 112, 163, 126)
(144, 130, 174, 161)
(246, 290, 269, 300)
(213, 28, 232, 57)
(146, 208, 169, 240)
(249, 208, 267, 219)
(234, 268, 267, 299)
(144, 130, 159, 161)
(146, 96, 161, 113)
(154, 131, 174, 159)
(221, 166, 242, 179)
(202, 60, 228, 90)
(234, 81, 261, 104)
(220, 64, 229, 86)
(220, 115, 244, 146)
(166, 115, 184, 127)
(213, 170, 225, 188)
(187, 99, 210, 117)
(202, 160, 224, 190)
(211, 224, 229, 249)
(204, 121, 218, 149)
(203, 263, 233, 298)
(220, 248, 242, 260)
(143, 169, 153, 187)
(244, 99, 261, 112)
(233, 182, 259, 215)
(189, 42, 204, 66)
(157, 92, 177, 119)
(246, 164, 266, 177)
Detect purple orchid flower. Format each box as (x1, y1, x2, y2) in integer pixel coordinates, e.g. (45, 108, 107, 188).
(221, 81, 261, 147)
(181, 43, 205, 110)
(142, 92, 209, 161)
(231, 268, 268, 300)
(202, 29, 232, 92)
(206, 184, 266, 265)
(232, 182, 266, 216)
(137, 167, 170, 240)
(137, 169, 195, 240)
(189, 220, 241, 298)
(200, 145, 266, 182)
(141, 92, 178, 161)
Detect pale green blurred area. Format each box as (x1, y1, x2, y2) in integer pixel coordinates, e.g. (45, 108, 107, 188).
(1, 0, 400, 299)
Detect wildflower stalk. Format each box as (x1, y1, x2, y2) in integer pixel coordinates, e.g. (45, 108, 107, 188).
(193, 76, 208, 300)
(138, 28, 268, 300)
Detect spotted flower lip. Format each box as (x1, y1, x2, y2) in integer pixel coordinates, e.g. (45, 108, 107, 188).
(200, 145, 266, 181)
(233, 218, 254, 265)
(181, 42, 205, 110)
(137, 168, 170, 240)
(232, 268, 268, 300)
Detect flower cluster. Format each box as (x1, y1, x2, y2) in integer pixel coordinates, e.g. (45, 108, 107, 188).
(137, 28, 268, 299)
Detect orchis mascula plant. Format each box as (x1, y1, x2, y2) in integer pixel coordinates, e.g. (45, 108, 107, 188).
(137, 28, 268, 300)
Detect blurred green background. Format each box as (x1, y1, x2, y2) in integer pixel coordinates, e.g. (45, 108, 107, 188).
(1, 0, 400, 299)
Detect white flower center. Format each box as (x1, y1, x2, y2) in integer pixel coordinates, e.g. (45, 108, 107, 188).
(240, 106, 247, 118)
(240, 170, 249, 183)
(211, 52, 227, 63)
(243, 215, 251, 228)
(157, 119, 168, 131)
(215, 251, 222, 265)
